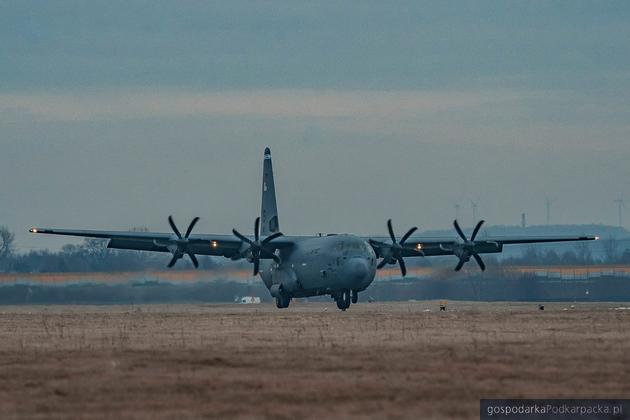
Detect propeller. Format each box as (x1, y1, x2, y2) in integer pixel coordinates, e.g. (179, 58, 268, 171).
(161, 215, 201, 268)
(232, 217, 283, 276)
(447, 219, 486, 271)
(369, 219, 424, 277)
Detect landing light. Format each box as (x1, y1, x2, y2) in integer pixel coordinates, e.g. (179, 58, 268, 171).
(211, 240, 218, 248)
(595, 236, 600, 241)
(416, 243, 423, 250)
(30, 228, 38, 233)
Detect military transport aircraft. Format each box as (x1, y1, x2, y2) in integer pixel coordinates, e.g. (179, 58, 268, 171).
(30, 148, 597, 311)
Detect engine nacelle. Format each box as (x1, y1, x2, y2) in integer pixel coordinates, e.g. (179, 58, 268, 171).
(269, 284, 282, 298)
(269, 268, 300, 297)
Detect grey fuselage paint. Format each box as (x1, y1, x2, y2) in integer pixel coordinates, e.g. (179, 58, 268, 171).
(259, 234, 378, 297)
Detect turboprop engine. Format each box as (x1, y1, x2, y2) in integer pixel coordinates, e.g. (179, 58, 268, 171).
(269, 268, 300, 297)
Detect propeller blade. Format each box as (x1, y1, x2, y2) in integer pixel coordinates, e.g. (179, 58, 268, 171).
(254, 217, 260, 242)
(454, 258, 466, 271)
(259, 246, 280, 262)
(232, 229, 255, 246)
(187, 251, 199, 268)
(167, 254, 179, 268)
(410, 248, 425, 257)
(377, 258, 388, 269)
(387, 219, 397, 243)
(471, 220, 485, 241)
(473, 253, 486, 271)
(453, 220, 467, 242)
(237, 217, 282, 276)
(369, 239, 385, 247)
(261, 232, 283, 244)
(400, 226, 418, 244)
(184, 217, 200, 238)
(253, 258, 260, 276)
(168, 216, 182, 239)
(397, 257, 407, 277)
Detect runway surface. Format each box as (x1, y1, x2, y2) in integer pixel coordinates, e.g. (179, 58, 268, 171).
(1, 301, 629, 419)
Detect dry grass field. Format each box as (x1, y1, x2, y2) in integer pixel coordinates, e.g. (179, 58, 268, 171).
(1, 301, 629, 419)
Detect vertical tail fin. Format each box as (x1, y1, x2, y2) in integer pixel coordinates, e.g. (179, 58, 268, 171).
(261, 147, 280, 235)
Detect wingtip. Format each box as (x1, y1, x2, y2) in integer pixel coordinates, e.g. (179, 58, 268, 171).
(30, 228, 54, 234)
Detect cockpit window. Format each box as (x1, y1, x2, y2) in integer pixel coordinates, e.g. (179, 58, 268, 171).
(337, 240, 368, 251)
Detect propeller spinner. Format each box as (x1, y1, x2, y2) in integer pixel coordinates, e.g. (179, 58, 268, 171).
(232, 217, 283, 276)
(370, 219, 424, 277)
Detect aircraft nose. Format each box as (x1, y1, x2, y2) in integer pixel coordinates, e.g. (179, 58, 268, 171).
(347, 257, 370, 281)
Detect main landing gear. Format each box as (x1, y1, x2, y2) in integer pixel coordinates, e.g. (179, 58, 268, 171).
(334, 290, 357, 311)
(275, 292, 291, 309)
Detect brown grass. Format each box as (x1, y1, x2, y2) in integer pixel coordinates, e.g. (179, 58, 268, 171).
(0, 301, 629, 419)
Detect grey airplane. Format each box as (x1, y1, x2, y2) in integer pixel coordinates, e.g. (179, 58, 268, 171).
(30, 147, 597, 311)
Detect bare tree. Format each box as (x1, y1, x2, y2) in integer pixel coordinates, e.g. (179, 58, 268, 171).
(82, 238, 110, 270)
(0, 226, 15, 260)
(574, 242, 593, 265)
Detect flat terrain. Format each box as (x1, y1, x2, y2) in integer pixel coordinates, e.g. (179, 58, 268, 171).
(1, 302, 629, 419)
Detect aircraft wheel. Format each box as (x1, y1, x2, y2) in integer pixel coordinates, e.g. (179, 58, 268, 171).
(275, 293, 291, 309)
(336, 290, 351, 311)
(336, 298, 347, 311)
(351, 290, 358, 304)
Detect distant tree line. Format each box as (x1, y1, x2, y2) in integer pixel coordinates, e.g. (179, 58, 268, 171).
(0, 226, 215, 273)
(500, 238, 630, 266)
(0, 226, 628, 273)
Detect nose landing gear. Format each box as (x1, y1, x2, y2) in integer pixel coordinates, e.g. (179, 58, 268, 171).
(334, 290, 355, 311)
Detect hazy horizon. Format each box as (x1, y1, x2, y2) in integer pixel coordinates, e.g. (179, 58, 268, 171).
(1, 1, 629, 252)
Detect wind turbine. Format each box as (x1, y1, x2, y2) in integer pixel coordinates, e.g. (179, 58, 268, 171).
(614, 198, 625, 227)
(544, 196, 554, 225)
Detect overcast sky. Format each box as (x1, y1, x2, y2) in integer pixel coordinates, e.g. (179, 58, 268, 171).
(1, 1, 629, 251)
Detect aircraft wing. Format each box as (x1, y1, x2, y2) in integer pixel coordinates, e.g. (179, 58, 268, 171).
(31, 227, 597, 260)
(367, 234, 598, 257)
(29, 227, 294, 259)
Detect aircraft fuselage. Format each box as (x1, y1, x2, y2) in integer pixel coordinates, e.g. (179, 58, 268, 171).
(260, 234, 378, 300)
